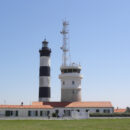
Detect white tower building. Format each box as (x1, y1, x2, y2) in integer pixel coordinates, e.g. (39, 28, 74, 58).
(59, 21, 83, 102)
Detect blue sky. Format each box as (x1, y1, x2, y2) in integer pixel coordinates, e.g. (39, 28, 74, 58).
(0, 0, 130, 108)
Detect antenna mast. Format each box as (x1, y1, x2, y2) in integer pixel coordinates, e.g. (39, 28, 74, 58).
(60, 21, 69, 66)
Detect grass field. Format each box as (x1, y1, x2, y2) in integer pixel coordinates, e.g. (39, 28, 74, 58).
(0, 119, 130, 130)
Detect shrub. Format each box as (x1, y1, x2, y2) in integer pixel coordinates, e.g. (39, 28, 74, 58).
(52, 113, 57, 117)
(126, 107, 130, 113)
(90, 113, 130, 117)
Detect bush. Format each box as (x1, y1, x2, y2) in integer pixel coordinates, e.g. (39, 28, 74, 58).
(126, 107, 130, 113)
(90, 113, 130, 117)
(52, 113, 57, 117)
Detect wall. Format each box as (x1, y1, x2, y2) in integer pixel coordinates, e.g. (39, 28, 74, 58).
(0, 107, 113, 118)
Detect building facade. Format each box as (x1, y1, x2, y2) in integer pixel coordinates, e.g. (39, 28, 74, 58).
(0, 102, 113, 118)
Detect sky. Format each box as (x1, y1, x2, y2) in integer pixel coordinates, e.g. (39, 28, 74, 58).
(0, 0, 130, 108)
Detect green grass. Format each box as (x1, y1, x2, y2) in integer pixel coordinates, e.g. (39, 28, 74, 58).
(0, 119, 130, 130)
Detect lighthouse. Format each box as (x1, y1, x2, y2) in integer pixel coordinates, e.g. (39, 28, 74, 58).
(39, 39, 51, 102)
(59, 21, 83, 102)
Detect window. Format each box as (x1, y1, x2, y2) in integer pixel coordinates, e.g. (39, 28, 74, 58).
(28, 111, 31, 117)
(63, 81, 65, 85)
(61, 69, 81, 73)
(73, 69, 80, 73)
(64, 69, 67, 73)
(64, 110, 66, 114)
(10, 111, 13, 116)
(77, 110, 80, 112)
(55, 110, 59, 114)
(104, 109, 110, 113)
(64, 110, 71, 116)
(6, 111, 14, 117)
(35, 111, 38, 116)
(72, 90, 77, 94)
(40, 111, 43, 116)
(72, 81, 75, 85)
(16, 111, 18, 116)
(108, 110, 110, 113)
(77, 69, 80, 73)
(68, 69, 72, 73)
(86, 109, 89, 112)
(66, 110, 71, 116)
(5, 111, 11, 117)
(5, 110, 19, 117)
(96, 109, 100, 113)
(47, 111, 50, 116)
(73, 69, 77, 72)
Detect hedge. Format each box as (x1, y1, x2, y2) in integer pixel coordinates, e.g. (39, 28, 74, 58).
(90, 113, 130, 117)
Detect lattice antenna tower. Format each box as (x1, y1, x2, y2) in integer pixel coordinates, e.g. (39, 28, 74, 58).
(60, 21, 70, 66)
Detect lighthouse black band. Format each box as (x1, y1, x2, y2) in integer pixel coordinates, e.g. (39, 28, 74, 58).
(39, 48, 51, 56)
(39, 66, 50, 76)
(39, 87, 50, 97)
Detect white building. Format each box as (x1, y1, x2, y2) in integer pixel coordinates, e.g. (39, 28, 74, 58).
(0, 101, 113, 119)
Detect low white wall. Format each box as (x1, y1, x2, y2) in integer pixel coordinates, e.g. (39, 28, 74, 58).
(0, 107, 113, 118)
(71, 111, 89, 119)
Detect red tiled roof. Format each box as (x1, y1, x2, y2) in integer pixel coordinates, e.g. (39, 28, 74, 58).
(43, 101, 113, 108)
(114, 109, 126, 113)
(66, 102, 113, 108)
(0, 101, 113, 109)
(0, 105, 52, 109)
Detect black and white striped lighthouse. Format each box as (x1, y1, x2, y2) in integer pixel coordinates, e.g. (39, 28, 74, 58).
(39, 39, 51, 102)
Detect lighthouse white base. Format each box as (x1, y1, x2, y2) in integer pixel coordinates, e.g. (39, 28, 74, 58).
(61, 88, 81, 102)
